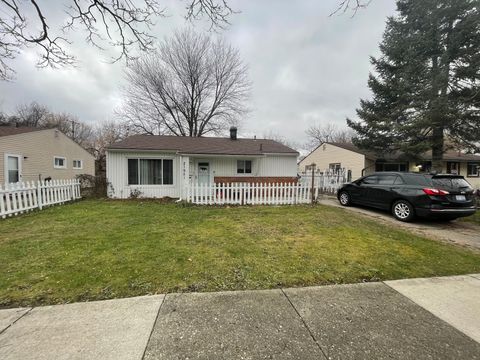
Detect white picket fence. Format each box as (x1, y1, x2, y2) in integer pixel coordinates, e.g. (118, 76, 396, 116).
(185, 169, 348, 206)
(0, 179, 81, 218)
(299, 169, 349, 195)
(186, 182, 315, 205)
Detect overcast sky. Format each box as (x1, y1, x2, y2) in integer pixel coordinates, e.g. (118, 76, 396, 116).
(0, 0, 397, 146)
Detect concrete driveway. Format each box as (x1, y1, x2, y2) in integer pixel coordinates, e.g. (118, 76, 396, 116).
(318, 197, 480, 250)
(1, 275, 479, 360)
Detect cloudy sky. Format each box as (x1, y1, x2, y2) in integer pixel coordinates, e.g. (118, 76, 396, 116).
(0, 0, 397, 146)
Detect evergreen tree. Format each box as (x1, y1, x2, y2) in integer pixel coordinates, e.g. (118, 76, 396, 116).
(348, 0, 480, 172)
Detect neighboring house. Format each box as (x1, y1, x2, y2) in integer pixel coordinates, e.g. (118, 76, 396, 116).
(0, 127, 95, 185)
(298, 142, 480, 188)
(106, 127, 299, 199)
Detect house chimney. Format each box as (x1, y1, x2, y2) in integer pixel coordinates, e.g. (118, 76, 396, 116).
(230, 126, 237, 140)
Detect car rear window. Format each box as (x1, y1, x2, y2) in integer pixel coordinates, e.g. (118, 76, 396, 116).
(432, 177, 472, 190)
(401, 174, 431, 186)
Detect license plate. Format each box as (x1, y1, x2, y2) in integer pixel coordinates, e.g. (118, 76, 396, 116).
(455, 195, 466, 201)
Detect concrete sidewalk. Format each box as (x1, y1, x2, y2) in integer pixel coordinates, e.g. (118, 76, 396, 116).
(1, 275, 479, 360)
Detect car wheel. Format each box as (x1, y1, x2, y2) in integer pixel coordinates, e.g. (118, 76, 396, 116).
(392, 200, 415, 222)
(338, 191, 351, 206)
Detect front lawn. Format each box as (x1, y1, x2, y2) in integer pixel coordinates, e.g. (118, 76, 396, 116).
(1, 199, 479, 307)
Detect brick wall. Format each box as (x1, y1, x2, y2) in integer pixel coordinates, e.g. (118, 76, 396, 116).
(214, 176, 298, 184)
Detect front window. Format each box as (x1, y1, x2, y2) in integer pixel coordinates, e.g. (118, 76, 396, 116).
(128, 158, 174, 185)
(73, 160, 83, 169)
(237, 160, 252, 174)
(467, 162, 479, 177)
(54, 156, 66, 169)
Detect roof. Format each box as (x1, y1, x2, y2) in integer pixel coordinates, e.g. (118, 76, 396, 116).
(327, 142, 480, 162)
(108, 135, 299, 156)
(328, 142, 379, 159)
(0, 126, 43, 137)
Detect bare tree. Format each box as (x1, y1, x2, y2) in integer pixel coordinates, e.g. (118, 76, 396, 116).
(262, 131, 299, 151)
(330, 0, 372, 16)
(43, 112, 95, 150)
(92, 120, 131, 175)
(306, 123, 355, 150)
(0, 0, 235, 80)
(13, 102, 50, 127)
(119, 28, 250, 137)
(1, 101, 95, 150)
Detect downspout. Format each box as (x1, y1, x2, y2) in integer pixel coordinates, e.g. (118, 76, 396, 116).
(361, 158, 377, 176)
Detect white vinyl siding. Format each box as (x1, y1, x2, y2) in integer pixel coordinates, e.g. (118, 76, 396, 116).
(0, 129, 94, 183)
(298, 143, 367, 180)
(107, 151, 181, 199)
(107, 151, 299, 198)
(202, 156, 298, 178)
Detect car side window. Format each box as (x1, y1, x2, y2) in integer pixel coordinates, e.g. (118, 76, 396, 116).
(377, 175, 397, 185)
(362, 176, 378, 185)
(393, 176, 404, 185)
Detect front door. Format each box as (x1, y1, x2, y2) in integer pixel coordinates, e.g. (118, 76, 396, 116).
(5, 154, 21, 184)
(197, 162, 210, 185)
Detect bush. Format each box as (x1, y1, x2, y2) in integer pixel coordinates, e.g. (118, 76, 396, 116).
(76, 174, 110, 198)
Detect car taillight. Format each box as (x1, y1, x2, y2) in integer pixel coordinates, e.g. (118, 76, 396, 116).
(423, 188, 449, 196)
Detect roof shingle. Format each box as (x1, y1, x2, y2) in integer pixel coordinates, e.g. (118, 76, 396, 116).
(108, 135, 299, 156)
(0, 126, 43, 137)
(329, 142, 480, 161)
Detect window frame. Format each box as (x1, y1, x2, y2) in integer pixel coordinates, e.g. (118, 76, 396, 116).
(127, 157, 175, 186)
(446, 161, 460, 175)
(467, 162, 479, 178)
(73, 159, 83, 170)
(329, 163, 341, 172)
(237, 160, 252, 175)
(53, 156, 67, 169)
(4, 153, 22, 184)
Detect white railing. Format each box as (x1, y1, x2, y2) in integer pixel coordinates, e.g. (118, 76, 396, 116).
(299, 169, 349, 195)
(186, 182, 314, 205)
(0, 179, 81, 218)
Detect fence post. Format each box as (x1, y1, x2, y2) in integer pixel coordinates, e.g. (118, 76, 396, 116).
(310, 163, 316, 204)
(0, 185, 5, 218)
(37, 180, 43, 210)
(71, 180, 76, 200)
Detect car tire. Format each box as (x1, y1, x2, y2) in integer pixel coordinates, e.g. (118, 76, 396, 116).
(392, 200, 415, 222)
(338, 191, 351, 206)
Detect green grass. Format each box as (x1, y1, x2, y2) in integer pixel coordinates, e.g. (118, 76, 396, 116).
(1, 199, 479, 307)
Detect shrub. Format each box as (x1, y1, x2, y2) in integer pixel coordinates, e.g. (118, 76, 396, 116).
(76, 174, 110, 198)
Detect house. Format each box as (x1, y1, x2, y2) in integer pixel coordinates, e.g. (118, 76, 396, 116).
(298, 142, 480, 188)
(0, 126, 95, 185)
(106, 127, 299, 199)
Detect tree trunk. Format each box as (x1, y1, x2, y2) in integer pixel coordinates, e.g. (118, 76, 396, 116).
(431, 125, 444, 174)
